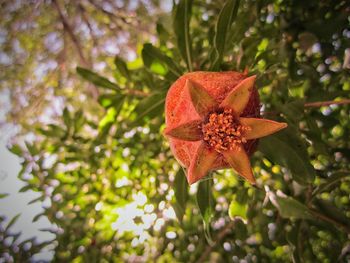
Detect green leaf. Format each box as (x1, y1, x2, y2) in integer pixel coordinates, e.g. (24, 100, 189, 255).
(259, 126, 315, 184)
(99, 108, 117, 131)
(98, 94, 125, 109)
(114, 56, 130, 79)
(36, 240, 54, 250)
(196, 179, 214, 243)
(19, 237, 35, 247)
(0, 193, 9, 199)
(37, 124, 66, 138)
(74, 110, 85, 133)
(150, 61, 168, 76)
(98, 95, 125, 137)
(211, 0, 241, 70)
(19, 184, 32, 193)
(32, 212, 45, 223)
(142, 43, 182, 77)
(62, 107, 71, 129)
(76, 67, 121, 91)
(286, 222, 302, 263)
(156, 22, 171, 43)
(5, 213, 21, 232)
(234, 219, 248, 240)
(25, 142, 38, 155)
(131, 90, 166, 126)
(281, 99, 305, 125)
(39, 228, 57, 234)
(11, 232, 22, 244)
(274, 195, 313, 220)
(304, 115, 328, 155)
(173, 0, 193, 71)
(312, 171, 349, 197)
(229, 200, 248, 220)
(27, 195, 44, 205)
(8, 144, 22, 156)
(313, 199, 350, 228)
(173, 168, 189, 222)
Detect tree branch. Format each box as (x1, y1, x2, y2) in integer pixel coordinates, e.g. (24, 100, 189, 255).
(124, 89, 149, 97)
(87, 0, 130, 26)
(262, 99, 350, 117)
(196, 220, 235, 263)
(304, 99, 350, 108)
(309, 208, 350, 234)
(52, 0, 89, 67)
(77, 2, 99, 50)
(87, 0, 151, 35)
(52, 0, 99, 99)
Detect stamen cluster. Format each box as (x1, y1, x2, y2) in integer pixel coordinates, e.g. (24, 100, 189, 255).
(201, 108, 251, 152)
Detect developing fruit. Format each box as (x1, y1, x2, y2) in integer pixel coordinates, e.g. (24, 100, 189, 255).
(165, 71, 287, 184)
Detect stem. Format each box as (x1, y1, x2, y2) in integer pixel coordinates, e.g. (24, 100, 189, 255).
(52, 0, 99, 99)
(309, 208, 350, 234)
(77, 2, 99, 49)
(196, 220, 235, 263)
(304, 99, 350, 108)
(52, 0, 89, 68)
(124, 89, 149, 97)
(262, 99, 350, 116)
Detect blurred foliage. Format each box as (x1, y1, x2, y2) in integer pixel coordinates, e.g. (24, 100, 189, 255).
(1, 0, 350, 262)
(0, 0, 162, 130)
(0, 214, 52, 261)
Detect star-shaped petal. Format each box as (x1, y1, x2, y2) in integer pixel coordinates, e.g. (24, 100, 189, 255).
(165, 75, 287, 185)
(220, 75, 257, 115)
(186, 79, 218, 117)
(187, 143, 220, 184)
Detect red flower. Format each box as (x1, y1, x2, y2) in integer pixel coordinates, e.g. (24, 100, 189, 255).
(165, 71, 287, 185)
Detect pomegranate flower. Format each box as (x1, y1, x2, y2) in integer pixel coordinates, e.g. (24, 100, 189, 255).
(165, 72, 287, 185)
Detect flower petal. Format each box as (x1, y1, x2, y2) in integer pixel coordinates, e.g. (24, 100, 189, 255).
(186, 79, 218, 117)
(165, 120, 203, 141)
(187, 143, 219, 184)
(222, 145, 256, 184)
(219, 75, 256, 115)
(239, 118, 288, 140)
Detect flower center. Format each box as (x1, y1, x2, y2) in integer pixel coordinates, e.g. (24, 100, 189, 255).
(201, 108, 250, 152)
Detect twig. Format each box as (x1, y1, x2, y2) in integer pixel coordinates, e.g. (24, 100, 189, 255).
(87, 0, 130, 26)
(309, 208, 350, 234)
(124, 89, 149, 97)
(262, 99, 350, 116)
(52, 0, 99, 99)
(87, 0, 151, 35)
(304, 99, 350, 108)
(196, 220, 235, 263)
(52, 0, 89, 67)
(77, 2, 99, 50)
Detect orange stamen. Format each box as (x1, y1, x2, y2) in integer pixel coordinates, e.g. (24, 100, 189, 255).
(201, 108, 251, 152)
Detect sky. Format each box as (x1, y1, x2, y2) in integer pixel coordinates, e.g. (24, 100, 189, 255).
(0, 91, 54, 261)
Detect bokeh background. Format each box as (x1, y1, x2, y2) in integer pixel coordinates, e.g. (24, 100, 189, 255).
(0, 0, 349, 262)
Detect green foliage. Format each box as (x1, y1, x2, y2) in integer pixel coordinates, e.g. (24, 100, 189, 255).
(173, 0, 193, 71)
(211, 0, 240, 70)
(259, 126, 316, 184)
(0, 214, 51, 261)
(142, 43, 183, 78)
(173, 169, 189, 222)
(273, 195, 313, 220)
(196, 179, 215, 243)
(2, 0, 350, 262)
(229, 199, 248, 220)
(77, 67, 121, 91)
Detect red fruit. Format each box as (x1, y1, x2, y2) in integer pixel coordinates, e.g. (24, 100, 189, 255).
(164, 71, 287, 185)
